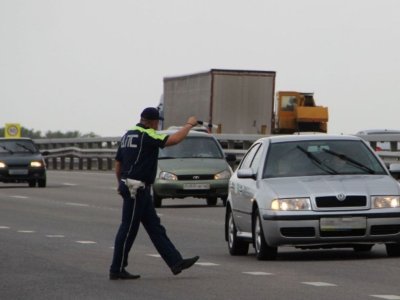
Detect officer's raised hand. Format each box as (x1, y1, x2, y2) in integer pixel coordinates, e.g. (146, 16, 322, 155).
(165, 116, 197, 147)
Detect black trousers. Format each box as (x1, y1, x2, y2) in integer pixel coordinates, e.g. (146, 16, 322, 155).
(110, 182, 183, 273)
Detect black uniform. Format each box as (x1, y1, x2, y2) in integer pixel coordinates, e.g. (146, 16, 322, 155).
(110, 124, 183, 274)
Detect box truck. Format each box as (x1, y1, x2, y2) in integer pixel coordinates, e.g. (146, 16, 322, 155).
(160, 69, 328, 134)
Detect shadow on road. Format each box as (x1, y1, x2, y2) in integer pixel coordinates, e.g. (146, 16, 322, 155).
(158, 204, 225, 209)
(244, 247, 388, 261)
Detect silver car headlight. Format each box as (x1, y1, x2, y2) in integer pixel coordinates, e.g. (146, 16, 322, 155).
(214, 170, 231, 180)
(271, 198, 311, 211)
(372, 196, 400, 208)
(159, 171, 178, 181)
(0, 161, 6, 168)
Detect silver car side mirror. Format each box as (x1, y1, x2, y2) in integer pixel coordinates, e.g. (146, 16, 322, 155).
(237, 168, 256, 179)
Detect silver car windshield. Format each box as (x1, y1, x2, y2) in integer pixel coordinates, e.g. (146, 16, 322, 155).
(159, 137, 223, 159)
(263, 140, 386, 178)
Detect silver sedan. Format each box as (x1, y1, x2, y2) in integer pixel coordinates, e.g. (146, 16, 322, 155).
(225, 134, 400, 260)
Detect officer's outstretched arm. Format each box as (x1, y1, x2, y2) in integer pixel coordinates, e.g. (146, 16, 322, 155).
(165, 116, 197, 147)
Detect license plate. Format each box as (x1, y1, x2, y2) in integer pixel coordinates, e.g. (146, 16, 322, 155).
(183, 183, 210, 190)
(8, 169, 28, 175)
(320, 217, 366, 231)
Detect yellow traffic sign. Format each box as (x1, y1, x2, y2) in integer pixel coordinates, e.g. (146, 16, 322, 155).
(4, 123, 21, 138)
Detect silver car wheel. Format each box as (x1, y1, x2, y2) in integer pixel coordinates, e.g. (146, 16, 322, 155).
(253, 209, 277, 260)
(228, 213, 234, 248)
(255, 215, 262, 254)
(226, 208, 249, 255)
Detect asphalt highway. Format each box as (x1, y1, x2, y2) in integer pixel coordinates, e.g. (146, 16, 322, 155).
(1, 171, 400, 300)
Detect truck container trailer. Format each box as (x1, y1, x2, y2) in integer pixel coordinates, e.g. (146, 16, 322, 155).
(160, 69, 328, 134)
(162, 69, 276, 134)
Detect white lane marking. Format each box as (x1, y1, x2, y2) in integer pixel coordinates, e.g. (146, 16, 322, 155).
(11, 195, 28, 199)
(75, 241, 97, 244)
(46, 235, 65, 238)
(371, 296, 400, 300)
(243, 272, 274, 276)
(195, 262, 220, 266)
(147, 254, 161, 258)
(65, 202, 89, 207)
(302, 282, 337, 287)
(0, 226, 10, 229)
(63, 183, 77, 186)
(17, 230, 35, 233)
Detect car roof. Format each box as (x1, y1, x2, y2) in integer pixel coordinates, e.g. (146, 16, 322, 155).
(356, 129, 400, 135)
(257, 134, 361, 144)
(158, 130, 211, 137)
(0, 137, 34, 142)
(167, 125, 208, 133)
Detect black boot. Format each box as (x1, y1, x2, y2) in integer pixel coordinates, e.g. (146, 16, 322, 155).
(109, 269, 141, 280)
(171, 256, 199, 275)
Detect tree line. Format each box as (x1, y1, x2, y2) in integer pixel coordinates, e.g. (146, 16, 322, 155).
(0, 127, 99, 139)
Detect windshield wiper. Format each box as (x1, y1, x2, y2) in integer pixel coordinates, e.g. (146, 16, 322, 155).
(16, 143, 35, 153)
(296, 146, 338, 175)
(322, 148, 375, 174)
(0, 145, 13, 154)
(158, 156, 176, 159)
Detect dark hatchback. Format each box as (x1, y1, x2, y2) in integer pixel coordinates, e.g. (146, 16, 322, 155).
(0, 138, 48, 187)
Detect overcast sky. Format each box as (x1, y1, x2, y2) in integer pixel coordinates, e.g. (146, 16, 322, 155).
(1, 0, 399, 136)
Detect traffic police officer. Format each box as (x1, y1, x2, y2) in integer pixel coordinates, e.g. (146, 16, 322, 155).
(109, 107, 199, 280)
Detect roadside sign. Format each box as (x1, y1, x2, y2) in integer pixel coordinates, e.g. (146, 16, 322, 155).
(5, 123, 21, 138)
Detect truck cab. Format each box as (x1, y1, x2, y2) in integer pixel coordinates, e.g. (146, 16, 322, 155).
(275, 91, 328, 134)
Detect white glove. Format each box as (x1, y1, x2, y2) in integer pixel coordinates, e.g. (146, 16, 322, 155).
(123, 179, 145, 198)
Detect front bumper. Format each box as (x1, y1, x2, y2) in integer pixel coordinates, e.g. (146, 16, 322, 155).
(0, 168, 46, 183)
(153, 179, 229, 199)
(260, 209, 400, 247)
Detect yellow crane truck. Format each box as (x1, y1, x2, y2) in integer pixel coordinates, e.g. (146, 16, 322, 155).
(274, 91, 328, 134)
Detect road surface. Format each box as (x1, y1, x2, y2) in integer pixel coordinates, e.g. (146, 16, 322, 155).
(1, 171, 400, 299)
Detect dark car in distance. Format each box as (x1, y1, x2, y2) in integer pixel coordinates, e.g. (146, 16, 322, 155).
(0, 138, 48, 187)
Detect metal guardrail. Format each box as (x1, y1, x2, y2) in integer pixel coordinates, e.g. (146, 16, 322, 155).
(34, 134, 262, 171)
(34, 134, 400, 171)
(41, 147, 116, 171)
